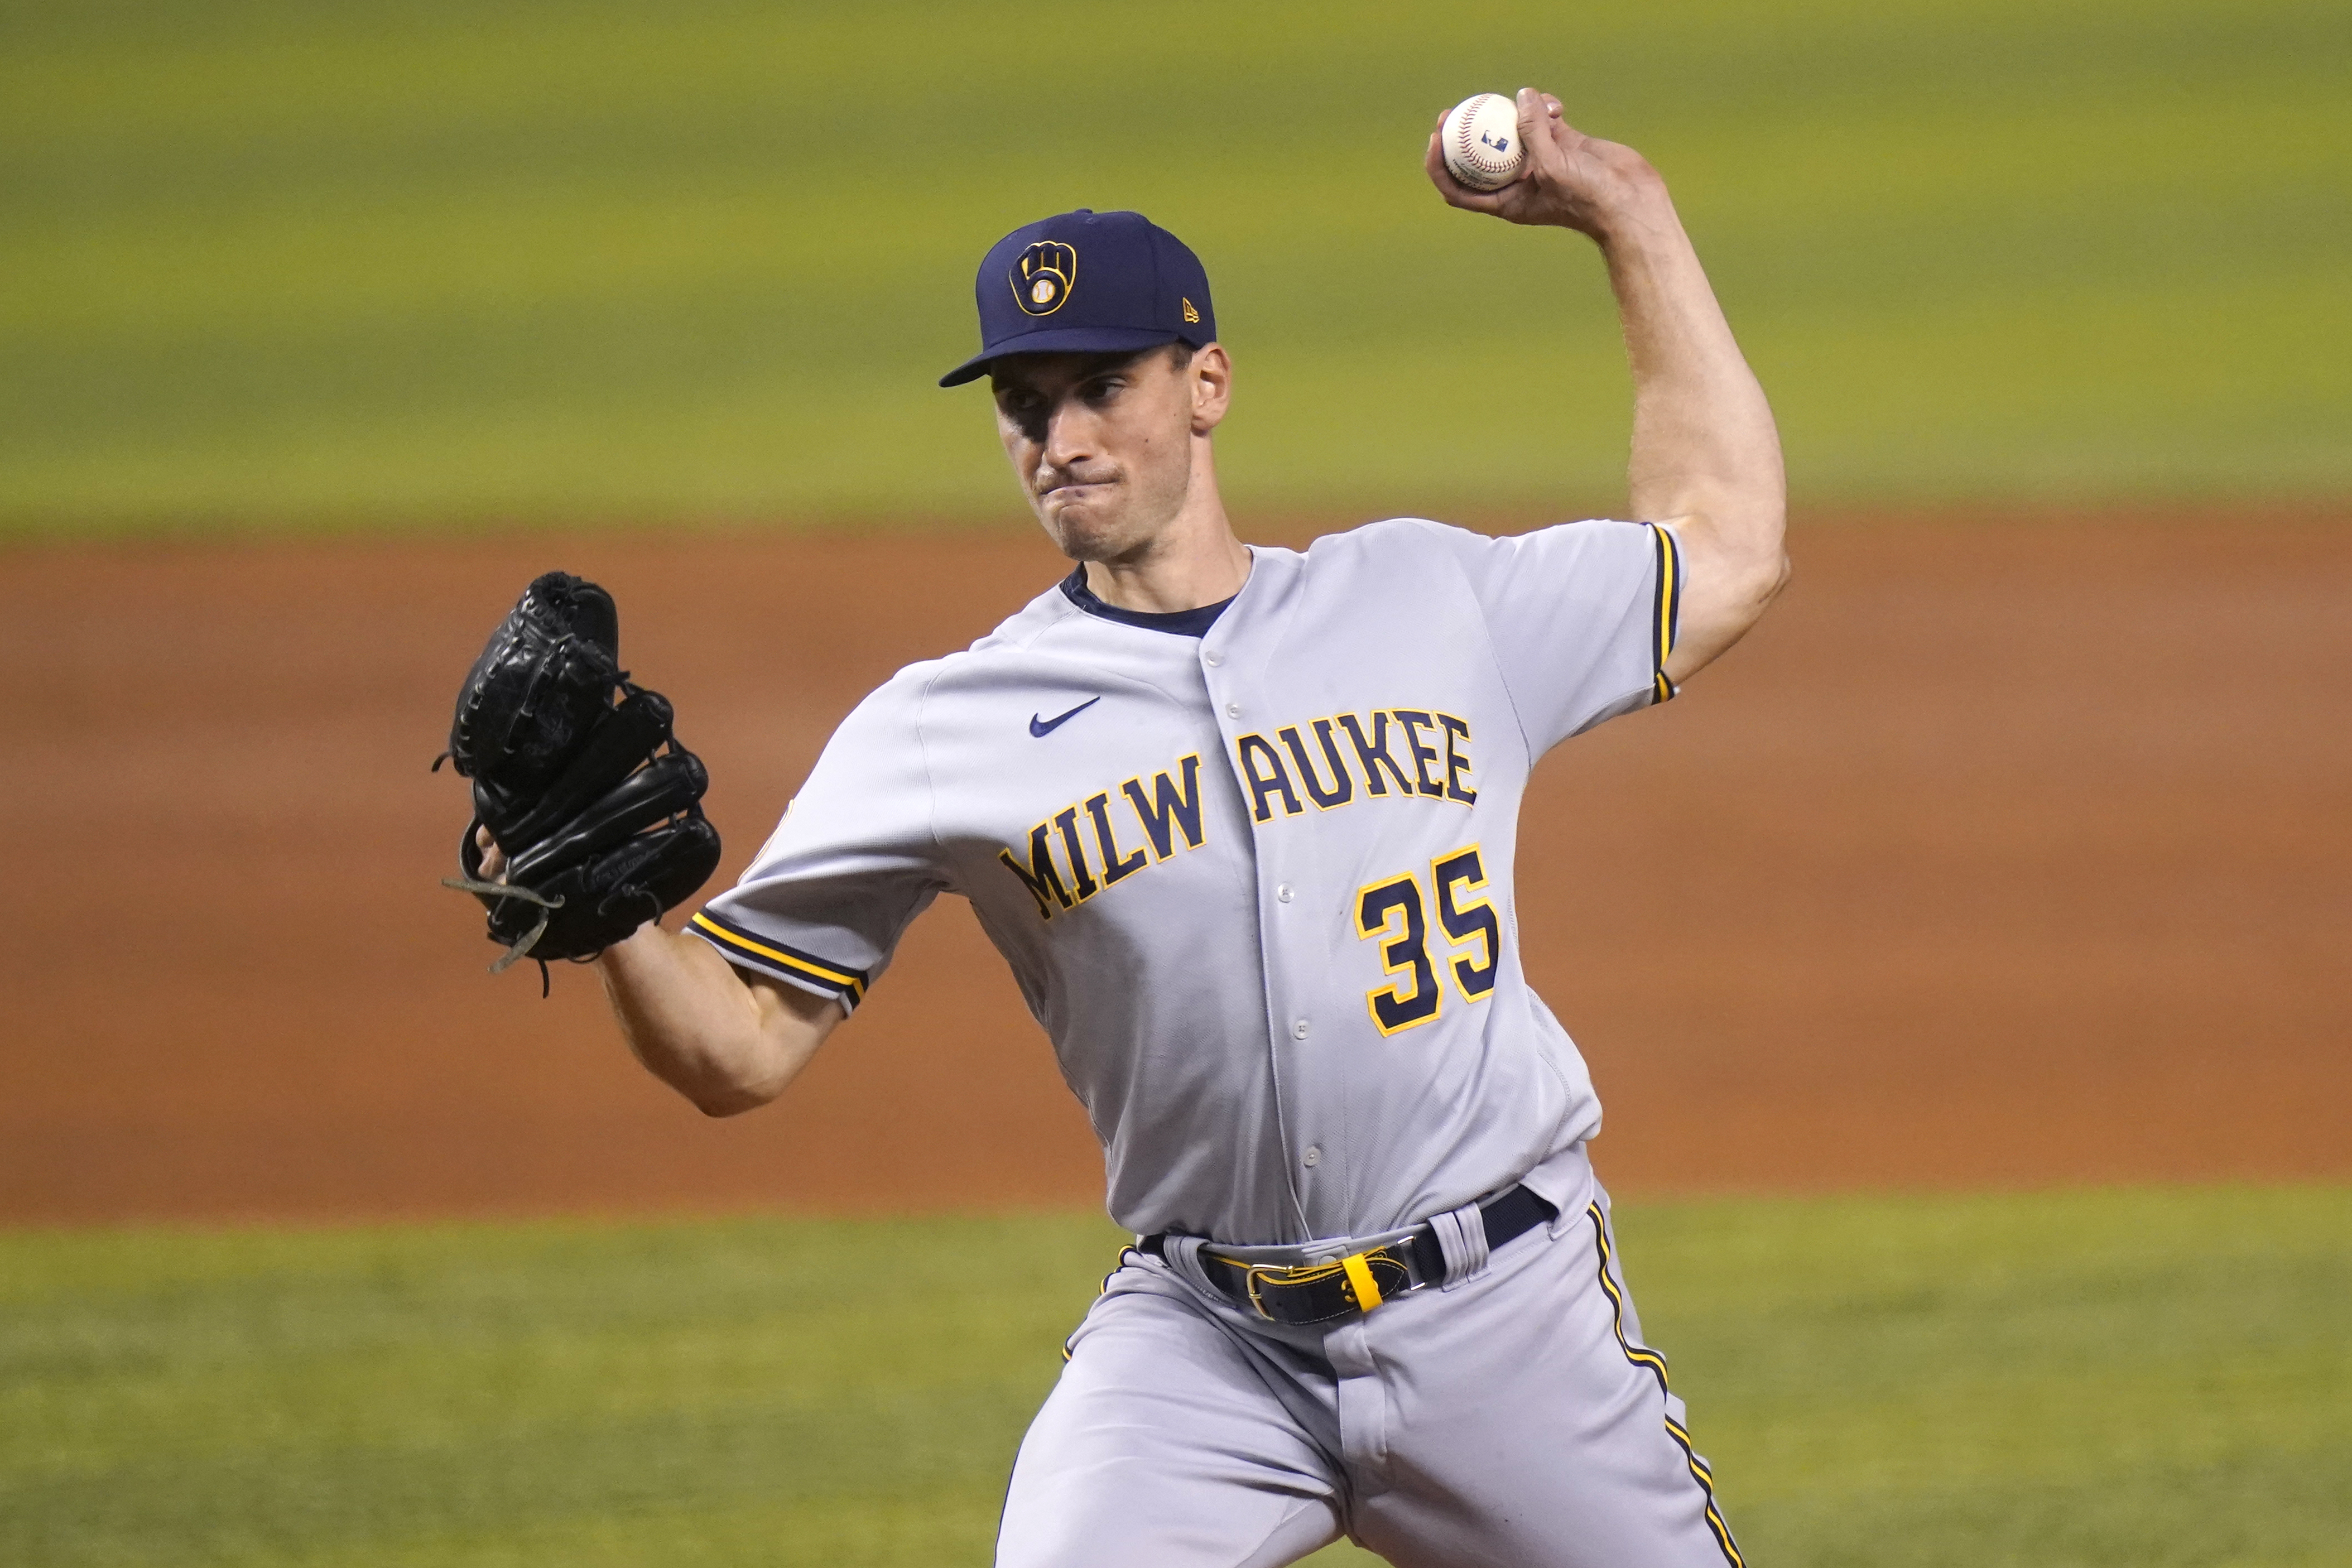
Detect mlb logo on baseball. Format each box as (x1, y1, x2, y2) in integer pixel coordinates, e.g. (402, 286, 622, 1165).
(1443, 92, 1529, 191)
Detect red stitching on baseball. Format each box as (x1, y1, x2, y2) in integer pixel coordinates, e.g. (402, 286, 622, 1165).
(1449, 96, 1518, 186)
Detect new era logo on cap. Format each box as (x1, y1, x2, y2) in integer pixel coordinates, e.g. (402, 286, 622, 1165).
(941, 209, 1216, 386)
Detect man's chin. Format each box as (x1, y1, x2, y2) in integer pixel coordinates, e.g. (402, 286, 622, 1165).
(1037, 492, 1129, 557)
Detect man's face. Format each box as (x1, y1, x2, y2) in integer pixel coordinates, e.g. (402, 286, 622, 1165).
(990, 345, 1206, 564)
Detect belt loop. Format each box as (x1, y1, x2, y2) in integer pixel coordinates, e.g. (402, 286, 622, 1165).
(1429, 1199, 1490, 1289)
(1159, 1234, 1224, 1300)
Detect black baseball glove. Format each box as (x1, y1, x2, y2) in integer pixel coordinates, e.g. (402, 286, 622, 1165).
(438, 571, 722, 985)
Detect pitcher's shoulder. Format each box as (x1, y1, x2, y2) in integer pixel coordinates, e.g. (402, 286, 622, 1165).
(1290, 517, 1501, 593)
(883, 579, 1111, 699)
(1302, 515, 1486, 567)
(965, 576, 1088, 657)
(838, 591, 1071, 724)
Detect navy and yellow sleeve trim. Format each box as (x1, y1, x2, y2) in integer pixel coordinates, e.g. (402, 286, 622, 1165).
(688, 909, 870, 1009)
(1649, 523, 1682, 705)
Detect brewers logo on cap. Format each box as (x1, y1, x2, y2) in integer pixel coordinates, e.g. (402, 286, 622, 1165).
(1012, 241, 1077, 316)
(940, 211, 1212, 386)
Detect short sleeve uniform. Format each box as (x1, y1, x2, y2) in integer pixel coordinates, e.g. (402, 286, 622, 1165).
(695, 517, 1678, 1245)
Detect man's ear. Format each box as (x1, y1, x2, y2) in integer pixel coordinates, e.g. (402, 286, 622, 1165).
(1190, 343, 1232, 434)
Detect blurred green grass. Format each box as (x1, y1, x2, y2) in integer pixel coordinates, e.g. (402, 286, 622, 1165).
(2, 0, 2346, 531)
(3, 1188, 2346, 1566)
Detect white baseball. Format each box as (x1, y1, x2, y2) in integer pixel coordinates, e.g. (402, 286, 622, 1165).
(1440, 93, 1527, 191)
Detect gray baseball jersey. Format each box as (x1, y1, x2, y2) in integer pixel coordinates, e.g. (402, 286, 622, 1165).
(692, 515, 1678, 1248)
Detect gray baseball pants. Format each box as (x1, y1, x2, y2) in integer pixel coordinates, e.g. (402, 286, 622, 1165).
(995, 1156, 1743, 1567)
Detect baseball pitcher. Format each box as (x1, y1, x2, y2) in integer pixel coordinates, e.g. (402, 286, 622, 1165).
(454, 88, 1787, 1566)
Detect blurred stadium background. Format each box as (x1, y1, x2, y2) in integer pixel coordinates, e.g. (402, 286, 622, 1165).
(6, 0, 2346, 527)
(2, 1, 2347, 1564)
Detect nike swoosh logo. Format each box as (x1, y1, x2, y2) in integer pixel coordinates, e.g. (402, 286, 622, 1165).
(1029, 697, 1101, 738)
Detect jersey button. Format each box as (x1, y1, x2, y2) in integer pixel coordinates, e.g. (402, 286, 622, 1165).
(1204, 651, 1223, 667)
(1277, 884, 1294, 903)
(1302, 1145, 1321, 1168)
(1224, 701, 1242, 719)
(1292, 1018, 1310, 1038)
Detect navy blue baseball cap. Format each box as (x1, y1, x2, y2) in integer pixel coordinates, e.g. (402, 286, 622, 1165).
(939, 209, 1216, 387)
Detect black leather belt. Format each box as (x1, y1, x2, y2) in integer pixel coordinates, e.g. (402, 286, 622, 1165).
(1141, 1184, 1557, 1326)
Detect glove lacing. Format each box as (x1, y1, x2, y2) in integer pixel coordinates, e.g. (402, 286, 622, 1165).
(439, 874, 564, 974)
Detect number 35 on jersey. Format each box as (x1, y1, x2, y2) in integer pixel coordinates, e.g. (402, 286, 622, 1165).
(1358, 847, 1498, 1035)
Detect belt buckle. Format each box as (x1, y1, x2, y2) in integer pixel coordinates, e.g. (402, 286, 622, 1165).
(1238, 1258, 1331, 1322)
(1235, 1250, 1396, 1323)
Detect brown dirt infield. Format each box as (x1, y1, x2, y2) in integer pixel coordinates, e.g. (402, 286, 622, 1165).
(2, 513, 2346, 1226)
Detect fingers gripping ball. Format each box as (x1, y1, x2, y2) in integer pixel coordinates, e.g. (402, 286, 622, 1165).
(439, 573, 723, 983)
(1441, 93, 1527, 191)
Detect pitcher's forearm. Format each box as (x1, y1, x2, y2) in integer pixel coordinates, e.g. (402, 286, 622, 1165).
(595, 924, 838, 1115)
(1593, 185, 1787, 679)
(1599, 194, 1783, 546)
(1422, 88, 1783, 600)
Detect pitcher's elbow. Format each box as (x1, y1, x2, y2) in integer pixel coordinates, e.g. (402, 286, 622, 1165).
(655, 1056, 783, 1118)
(1720, 522, 1789, 616)
(688, 1079, 777, 1118)
(1737, 549, 1791, 629)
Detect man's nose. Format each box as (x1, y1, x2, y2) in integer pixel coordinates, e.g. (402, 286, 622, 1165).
(1041, 398, 1098, 470)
